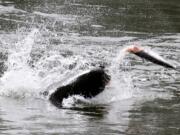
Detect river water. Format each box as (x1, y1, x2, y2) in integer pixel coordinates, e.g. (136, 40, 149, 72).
(0, 0, 180, 135)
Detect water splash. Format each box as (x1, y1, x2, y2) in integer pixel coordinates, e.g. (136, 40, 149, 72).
(0, 29, 42, 98)
(61, 47, 135, 107)
(0, 27, 135, 106)
(103, 46, 134, 102)
(8, 29, 39, 70)
(110, 46, 129, 73)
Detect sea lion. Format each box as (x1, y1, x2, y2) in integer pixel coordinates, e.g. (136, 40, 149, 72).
(49, 68, 110, 107)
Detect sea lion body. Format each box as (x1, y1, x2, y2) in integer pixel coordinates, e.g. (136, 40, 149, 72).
(49, 68, 110, 107)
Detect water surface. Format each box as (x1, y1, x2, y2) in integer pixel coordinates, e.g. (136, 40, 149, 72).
(0, 0, 180, 134)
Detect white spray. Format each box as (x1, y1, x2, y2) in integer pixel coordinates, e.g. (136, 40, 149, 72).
(0, 29, 42, 98)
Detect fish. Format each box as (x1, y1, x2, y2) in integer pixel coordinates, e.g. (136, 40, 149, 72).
(126, 45, 176, 69)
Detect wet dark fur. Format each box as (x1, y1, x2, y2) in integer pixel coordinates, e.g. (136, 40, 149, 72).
(49, 68, 111, 107)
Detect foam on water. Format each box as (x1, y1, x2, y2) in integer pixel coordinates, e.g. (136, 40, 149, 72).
(0, 67, 41, 98)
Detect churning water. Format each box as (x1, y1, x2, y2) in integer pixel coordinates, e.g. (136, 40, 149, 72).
(0, 0, 180, 135)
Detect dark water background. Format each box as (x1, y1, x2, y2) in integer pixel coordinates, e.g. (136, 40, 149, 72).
(0, 0, 180, 135)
